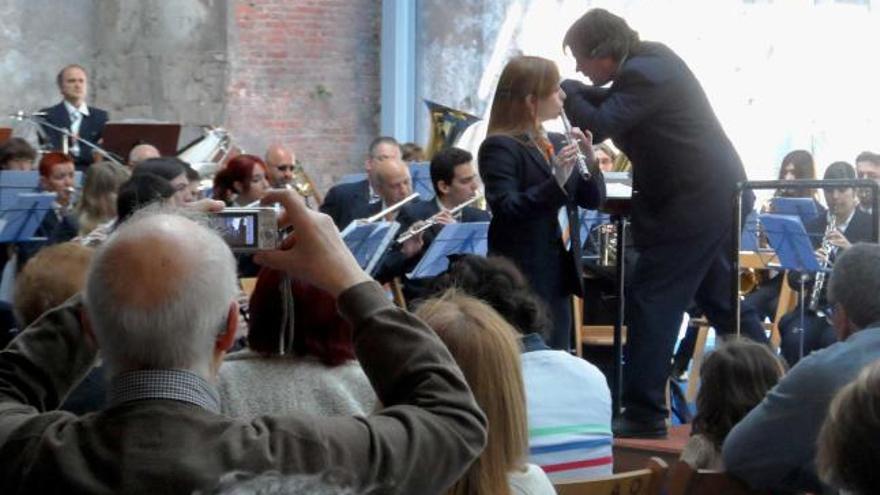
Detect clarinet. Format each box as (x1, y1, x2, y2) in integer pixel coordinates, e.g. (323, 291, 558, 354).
(808, 213, 837, 313)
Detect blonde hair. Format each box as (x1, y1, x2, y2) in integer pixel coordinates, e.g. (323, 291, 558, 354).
(415, 291, 528, 495)
(14, 242, 93, 326)
(76, 160, 131, 235)
(487, 56, 561, 138)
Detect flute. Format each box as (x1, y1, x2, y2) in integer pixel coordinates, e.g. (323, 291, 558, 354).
(396, 194, 483, 243)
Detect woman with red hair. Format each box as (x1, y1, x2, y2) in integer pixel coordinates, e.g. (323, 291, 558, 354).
(38, 151, 77, 209)
(218, 268, 377, 418)
(212, 154, 271, 206)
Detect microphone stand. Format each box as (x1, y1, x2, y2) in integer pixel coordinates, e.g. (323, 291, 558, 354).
(11, 111, 126, 168)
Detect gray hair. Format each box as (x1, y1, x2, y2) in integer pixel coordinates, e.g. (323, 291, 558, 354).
(828, 243, 880, 329)
(84, 205, 239, 377)
(204, 471, 368, 495)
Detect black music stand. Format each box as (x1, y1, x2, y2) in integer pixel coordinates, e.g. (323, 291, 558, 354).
(760, 213, 823, 360)
(341, 221, 401, 276)
(408, 222, 489, 279)
(769, 197, 821, 225)
(102, 122, 181, 159)
(0, 193, 55, 243)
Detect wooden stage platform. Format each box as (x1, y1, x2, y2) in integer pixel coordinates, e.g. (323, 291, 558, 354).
(613, 424, 691, 472)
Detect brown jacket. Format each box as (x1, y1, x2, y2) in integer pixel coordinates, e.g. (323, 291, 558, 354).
(0, 282, 487, 494)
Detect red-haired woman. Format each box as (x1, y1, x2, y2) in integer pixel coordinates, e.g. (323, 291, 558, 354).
(212, 154, 271, 206)
(218, 268, 377, 418)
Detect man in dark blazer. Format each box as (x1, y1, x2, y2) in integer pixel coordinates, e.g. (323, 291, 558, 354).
(40, 65, 109, 171)
(320, 136, 401, 230)
(562, 9, 764, 437)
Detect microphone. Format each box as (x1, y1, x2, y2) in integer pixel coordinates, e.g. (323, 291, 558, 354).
(8, 110, 48, 120)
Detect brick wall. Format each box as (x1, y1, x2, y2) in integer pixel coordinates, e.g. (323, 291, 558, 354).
(227, 0, 381, 194)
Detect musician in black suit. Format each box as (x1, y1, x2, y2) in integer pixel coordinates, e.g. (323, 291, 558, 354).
(320, 136, 401, 230)
(479, 56, 605, 351)
(778, 162, 874, 366)
(562, 9, 763, 437)
(39, 65, 109, 171)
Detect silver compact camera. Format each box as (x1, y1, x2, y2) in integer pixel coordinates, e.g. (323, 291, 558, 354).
(212, 207, 279, 253)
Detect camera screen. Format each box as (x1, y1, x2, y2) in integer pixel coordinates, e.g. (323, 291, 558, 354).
(217, 213, 257, 248)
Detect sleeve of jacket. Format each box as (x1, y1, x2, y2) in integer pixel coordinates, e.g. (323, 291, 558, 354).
(248, 281, 488, 493)
(479, 136, 568, 221)
(562, 67, 668, 143)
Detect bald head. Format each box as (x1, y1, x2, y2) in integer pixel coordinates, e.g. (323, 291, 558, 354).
(128, 144, 160, 168)
(265, 144, 296, 188)
(85, 209, 238, 377)
(373, 158, 412, 205)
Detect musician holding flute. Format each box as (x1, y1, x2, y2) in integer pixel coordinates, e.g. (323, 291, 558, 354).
(561, 9, 765, 437)
(479, 55, 605, 352)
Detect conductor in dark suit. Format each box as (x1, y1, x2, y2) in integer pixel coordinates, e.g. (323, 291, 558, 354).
(320, 136, 401, 230)
(479, 56, 605, 352)
(39, 65, 109, 171)
(561, 9, 763, 437)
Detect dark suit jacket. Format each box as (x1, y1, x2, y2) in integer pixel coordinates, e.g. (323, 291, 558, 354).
(39, 101, 109, 169)
(398, 198, 491, 246)
(320, 179, 378, 230)
(806, 208, 874, 248)
(478, 133, 605, 299)
(563, 41, 749, 247)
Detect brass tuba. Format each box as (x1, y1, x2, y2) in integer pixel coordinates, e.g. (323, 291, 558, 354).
(424, 100, 480, 160)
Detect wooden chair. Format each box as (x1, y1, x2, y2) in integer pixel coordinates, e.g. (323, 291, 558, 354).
(554, 457, 667, 495)
(572, 296, 627, 357)
(239, 277, 258, 297)
(667, 461, 767, 495)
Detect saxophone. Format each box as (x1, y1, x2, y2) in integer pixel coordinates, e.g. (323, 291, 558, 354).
(808, 212, 837, 313)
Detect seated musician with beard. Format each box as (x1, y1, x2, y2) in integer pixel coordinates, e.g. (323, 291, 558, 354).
(777, 161, 873, 366)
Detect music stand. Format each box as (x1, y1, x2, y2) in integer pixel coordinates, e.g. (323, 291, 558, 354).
(408, 222, 488, 279)
(0, 171, 83, 210)
(102, 122, 181, 159)
(408, 162, 435, 200)
(760, 213, 822, 359)
(740, 210, 760, 252)
(341, 221, 401, 276)
(769, 197, 821, 226)
(0, 193, 56, 243)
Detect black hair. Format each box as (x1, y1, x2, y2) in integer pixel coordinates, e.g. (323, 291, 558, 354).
(429, 147, 472, 199)
(132, 157, 186, 182)
(115, 173, 175, 225)
(563, 8, 640, 61)
(0, 138, 37, 168)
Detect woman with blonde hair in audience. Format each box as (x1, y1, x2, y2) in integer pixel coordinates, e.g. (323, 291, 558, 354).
(75, 160, 130, 236)
(818, 360, 880, 495)
(415, 291, 555, 495)
(681, 338, 786, 469)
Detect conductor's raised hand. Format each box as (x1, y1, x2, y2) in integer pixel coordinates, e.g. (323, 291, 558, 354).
(254, 189, 371, 297)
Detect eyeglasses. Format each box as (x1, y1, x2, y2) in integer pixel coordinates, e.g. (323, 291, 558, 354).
(276, 164, 295, 172)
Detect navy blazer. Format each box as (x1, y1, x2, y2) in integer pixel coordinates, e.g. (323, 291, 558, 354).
(478, 133, 605, 298)
(563, 41, 749, 247)
(806, 208, 874, 248)
(39, 102, 109, 169)
(320, 179, 379, 230)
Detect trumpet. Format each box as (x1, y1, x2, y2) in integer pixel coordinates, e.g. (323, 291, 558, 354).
(359, 192, 420, 224)
(560, 112, 592, 181)
(396, 194, 483, 243)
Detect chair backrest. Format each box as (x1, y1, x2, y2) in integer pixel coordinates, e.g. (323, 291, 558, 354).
(666, 461, 768, 495)
(554, 457, 667, 495)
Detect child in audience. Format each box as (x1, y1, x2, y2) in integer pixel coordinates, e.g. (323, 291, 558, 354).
(416, 291, 555, 495)
(681, 339, 786, 469)
(818, 360, 880, 495)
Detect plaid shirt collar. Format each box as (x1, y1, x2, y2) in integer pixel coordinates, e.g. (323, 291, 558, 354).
(109, 369, 221, 414)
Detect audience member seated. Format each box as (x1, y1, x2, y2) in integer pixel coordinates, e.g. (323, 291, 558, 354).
(416, 291, 555, 495)
(13, 242, 101, 414)
(817, 360, 880, 495)
(184, 163, 203, 200)
(75, 160, 130, 236)
(777, 161, 873, 366)
(430, 254, 613, 481)
(127, 143, 160, 169)
(0, 137, 37, 170)
(320, 136, 401, 230)
(680, 339, 786, 470)
(133, 156, 194, 205)
(213, 154, 271, 207)
(218, 268, 377, 418)
(723, 243, 880, 494)
(0, 190, 486, 492)
(208, 471, 362, 495)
